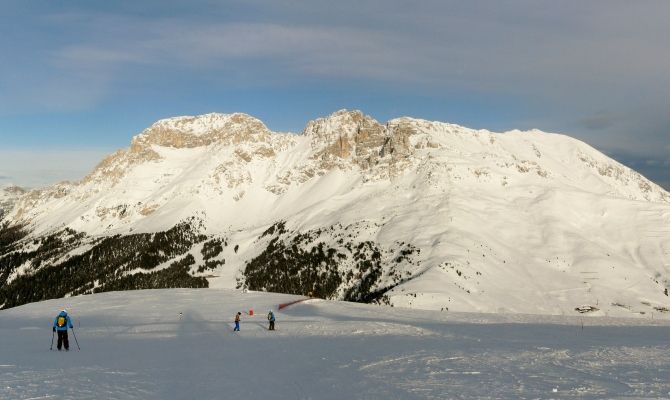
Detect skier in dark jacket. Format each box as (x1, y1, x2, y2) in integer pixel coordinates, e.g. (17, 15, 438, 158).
(52, 310, 73, 351)
(234, 312, 241, 331)
(267, 310, 275, 331)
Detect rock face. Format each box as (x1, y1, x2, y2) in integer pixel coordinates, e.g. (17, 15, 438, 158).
(0, 186, 26, 221)
(1, 110, 669, 316)
(134, 113, 273, 148)
(305, 110, 414, 176)
(83, 113, 277, 186)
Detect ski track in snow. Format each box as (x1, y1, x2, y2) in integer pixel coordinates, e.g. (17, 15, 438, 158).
(1, 289, 670, 399)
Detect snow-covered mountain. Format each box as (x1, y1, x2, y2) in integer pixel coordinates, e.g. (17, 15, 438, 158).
(1, 110, 669, 317)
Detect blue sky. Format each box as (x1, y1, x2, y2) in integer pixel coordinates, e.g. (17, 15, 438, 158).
(1, 0, 668, 189)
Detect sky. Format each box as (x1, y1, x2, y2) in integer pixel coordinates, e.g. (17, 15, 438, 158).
(0, 0, 668, 190)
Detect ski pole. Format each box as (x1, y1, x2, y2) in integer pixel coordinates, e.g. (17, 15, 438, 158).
(50, 330, 55, 351)
(71, 328, 81, 351)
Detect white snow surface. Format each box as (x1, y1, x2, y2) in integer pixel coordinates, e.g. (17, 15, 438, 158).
(3, 110, 670, 318)
(1, 289, 669, 399)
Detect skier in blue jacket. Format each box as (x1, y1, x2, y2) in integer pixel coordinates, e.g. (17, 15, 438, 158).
(267, 310, 275, 331)
(52, 310, 73, 351)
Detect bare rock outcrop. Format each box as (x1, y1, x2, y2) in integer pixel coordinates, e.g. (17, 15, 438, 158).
(134, 113, 273, 149)
(303, 110, 416, 177)
(0, 185, 27, 221)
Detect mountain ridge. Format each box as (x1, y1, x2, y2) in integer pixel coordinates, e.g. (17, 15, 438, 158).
(1, 110, 668, 316)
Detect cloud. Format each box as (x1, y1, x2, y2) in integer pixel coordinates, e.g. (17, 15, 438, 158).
(5, 3, 670, 110)
(579, 113, 620, 131)
(50, 21, 447, 85)
(52, 11, 670, 92)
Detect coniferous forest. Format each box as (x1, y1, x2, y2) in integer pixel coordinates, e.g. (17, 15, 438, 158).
(0, 220, 208, 309)
(0, 219, 420, 309)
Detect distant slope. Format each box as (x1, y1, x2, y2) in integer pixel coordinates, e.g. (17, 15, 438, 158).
(1, 110, 669, 317)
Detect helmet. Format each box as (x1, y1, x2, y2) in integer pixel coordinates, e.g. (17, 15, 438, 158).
(61, 309, 67, 313)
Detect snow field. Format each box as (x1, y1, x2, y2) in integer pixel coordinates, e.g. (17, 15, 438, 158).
(1, 288, 670, 399)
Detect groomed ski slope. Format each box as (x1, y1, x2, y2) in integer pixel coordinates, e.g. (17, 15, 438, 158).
(1, 289, 669, 399)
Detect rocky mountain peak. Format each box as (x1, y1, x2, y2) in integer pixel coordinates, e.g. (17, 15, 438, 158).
(79, 113, 276, 188)
(302, 109, 415, 173)
(133, 112, 271, 150)
(303, 109, 381, 146)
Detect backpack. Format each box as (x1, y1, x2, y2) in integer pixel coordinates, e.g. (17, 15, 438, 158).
(57, 315, 67, 328)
